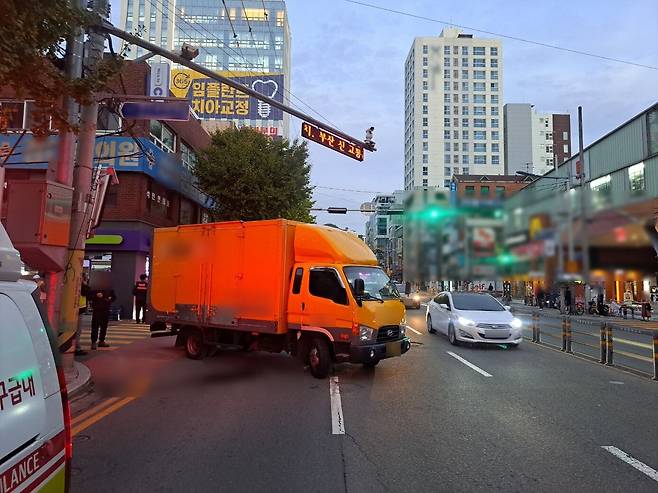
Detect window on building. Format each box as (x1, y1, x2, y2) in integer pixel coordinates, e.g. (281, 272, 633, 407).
(461, 58, 469, 67)
(150, 120, 176, 152)
(474, 143, 487, 152)
(423, 93, 428, 102)
(490, 82, 499, 91)
(462, 46, 468, 55)
(423, 44, 428, 54)
(474, 70, 486, 80)
(473, 82, 485, 91)
(444, 81, 450, 90)
(563, 144, 569, 153)
(491, 106, 499, 116)
(473, 58, 486, 67)
(423, 105, 428, 114)
(453, 81, 459, 90)
(444, 94, 451, 103)
(423, 142, 429, 151)
(492, 143, 499, 153)
(422, 179, 428, 187)
(490, 95, 499, 104)
(474, 118, 486, 128)
(423, 69, 429, 78)
(453, 154, 459, 163)
(444, 166, 451, 175)
(465, 185, 475, 197)
(496, 186, 505, 198)
(453, 143, 459, 151)
(628, 162, 645, 195)
(480, 185, 490, 196)
(443, 57, 450, 67)
(454, 117, 459, 126)
(453, 69, 459, 78)
(491, 131, 500, 140)
(423, 57, 428, 66)
(444, 130, 451, 139)
(461, 106, 469, 115)
(423, 81, 428, 90)
(472, 94, 485, 104)
(492, 155, 500, 165)
(461, 69, 469, 79)
(423, 118, 428, 126)
(443, 179, 451, 188)
(590, 175, 611, 208)
(563, 131, 569, 140)
(462, 94, 469, 103)
(546, 132, 553, 140)
(490, 47, 498, 56)
(180, 141, 197, 171)
(453, 93, 459, 103)
(491, 119, 499, 128)
(546, 145, 553, 153)
(423, 154, 429, 163)
(444, 142, 451, 151)
(462, 142, 469, 152)
(444, 154, 451, 164)
(474, 130, 486, 140)
(422, 166, 428, 176)
(474, 106, 486, 116)
(444, 117, 451, 127)
(443, 69, 450, 78)
(463, 167, 470, 174)
(462, 155, 470, 165)
(453, 106, 459, 115)
(473, 47, 485, 55)
(462, 130, 469, 139)
(453, 130, 459, 139)
(474, 155, 487, 164)
(491, 71, 498, 80)
(309, 269, 348, 305)
(423, 129, 429, 138)
(453, 166, 459, 174)
(461, 118, 469, 128)
(444, 46, 451, 55)
(491, 58, 498, 68)
(462, 82, 469, 91)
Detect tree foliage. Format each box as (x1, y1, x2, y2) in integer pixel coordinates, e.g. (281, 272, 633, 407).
(0, 1, 122, 135)
(195, 127, 315, 223)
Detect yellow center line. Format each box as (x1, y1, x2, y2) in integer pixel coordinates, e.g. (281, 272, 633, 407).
(71, 397, 120, 427)
(72, 396, 137, 436)
(615, 338, 652, 350)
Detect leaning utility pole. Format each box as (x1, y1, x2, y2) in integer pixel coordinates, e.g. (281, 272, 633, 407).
(58, 0, 108, 345)
(578, 106, 590, 290)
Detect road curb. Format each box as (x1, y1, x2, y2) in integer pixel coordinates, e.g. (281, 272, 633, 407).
(65, 359, 93, 399)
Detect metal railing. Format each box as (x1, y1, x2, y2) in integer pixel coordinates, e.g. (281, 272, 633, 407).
(516, 308, 658, 380)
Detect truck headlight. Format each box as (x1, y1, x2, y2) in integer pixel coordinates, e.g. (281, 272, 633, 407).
(458, 316, 476, 327)
(510, 318, 522, 329)
(359, 325, 374, 341)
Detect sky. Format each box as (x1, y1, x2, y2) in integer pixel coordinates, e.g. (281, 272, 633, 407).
(110, 0, 658, 234)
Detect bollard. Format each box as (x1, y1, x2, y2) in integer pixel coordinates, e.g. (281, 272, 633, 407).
(535, 313, 541, 343)
(653, 332, 658, 381)
(561, 317, 567, 351)
(606, 325, 614, 366)
(566, 317, 573, 353)
(599, 323, 607, 364)
(532, 313, 537, 342)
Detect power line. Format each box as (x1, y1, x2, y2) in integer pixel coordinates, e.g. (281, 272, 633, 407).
(343, 0, 658, 71)
(315, 185, 386, 194)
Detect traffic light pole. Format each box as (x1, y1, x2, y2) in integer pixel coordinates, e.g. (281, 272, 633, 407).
(578, 106, 590, 290)
(98, 22, 373, 151)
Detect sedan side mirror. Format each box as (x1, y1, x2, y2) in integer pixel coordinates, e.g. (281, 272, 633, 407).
(504, 305, 511, 311)
(354, 278, 365, 296)
(439, 303, 449, 310)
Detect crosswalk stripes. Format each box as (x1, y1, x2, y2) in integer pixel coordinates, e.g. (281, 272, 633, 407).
(79, 322, 152, 351)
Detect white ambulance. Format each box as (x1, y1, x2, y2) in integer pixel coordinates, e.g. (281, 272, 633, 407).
(0, 223, 71, 492)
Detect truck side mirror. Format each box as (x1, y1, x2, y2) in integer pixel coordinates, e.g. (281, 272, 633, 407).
(354, 278, 365, 297)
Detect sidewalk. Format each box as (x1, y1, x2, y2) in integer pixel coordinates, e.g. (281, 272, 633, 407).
(510, 299, 658, 325)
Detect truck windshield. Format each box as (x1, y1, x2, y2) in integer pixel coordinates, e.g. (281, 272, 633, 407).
(343, 266, 399, 300)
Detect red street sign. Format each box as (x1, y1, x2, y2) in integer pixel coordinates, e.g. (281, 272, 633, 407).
(301, 122, 364, 161)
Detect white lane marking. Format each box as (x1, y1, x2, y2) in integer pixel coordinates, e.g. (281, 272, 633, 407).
(329, 376, 345, 435)
(446, 351, 493, 377)
(406, 325, 422, 336)
(601, 446, 658, 482)
(609, 381, 625, 385)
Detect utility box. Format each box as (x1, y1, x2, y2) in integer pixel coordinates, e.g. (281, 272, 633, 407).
(4, 180, 73, 270)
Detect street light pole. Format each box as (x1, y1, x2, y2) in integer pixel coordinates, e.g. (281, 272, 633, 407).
(578, 106, 590, 289)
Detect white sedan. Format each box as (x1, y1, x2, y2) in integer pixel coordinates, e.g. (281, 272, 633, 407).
(426, 292, 523, 347)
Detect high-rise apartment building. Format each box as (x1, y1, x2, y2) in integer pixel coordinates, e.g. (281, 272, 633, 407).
(503, 104, 571, 176)
(119, 0, 291, 138)
(404, 28, 504, 191)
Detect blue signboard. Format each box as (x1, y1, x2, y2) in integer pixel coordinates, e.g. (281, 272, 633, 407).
(0, 134, 210, 207)
(120, 101, 190, 121)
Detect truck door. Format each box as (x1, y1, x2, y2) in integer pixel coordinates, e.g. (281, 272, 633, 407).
(287, 265, 305, 330)
(301, 267, 353, 339)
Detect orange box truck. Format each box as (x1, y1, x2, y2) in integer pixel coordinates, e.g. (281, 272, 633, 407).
(148, 219, 410, 377)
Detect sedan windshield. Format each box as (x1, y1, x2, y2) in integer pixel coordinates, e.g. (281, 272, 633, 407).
(451, 293, 504, 311)
(343, 266, 399, 300)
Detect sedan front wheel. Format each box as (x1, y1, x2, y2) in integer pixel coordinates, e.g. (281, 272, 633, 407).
(448, 324, 460, 346)
(427, 315, 436, 334)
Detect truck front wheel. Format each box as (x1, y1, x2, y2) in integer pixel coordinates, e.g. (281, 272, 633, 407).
(307, 337, 332, 379)
(185, 329, 207, 360)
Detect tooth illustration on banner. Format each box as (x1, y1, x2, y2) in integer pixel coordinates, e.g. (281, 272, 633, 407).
(251, 79, 279, 118)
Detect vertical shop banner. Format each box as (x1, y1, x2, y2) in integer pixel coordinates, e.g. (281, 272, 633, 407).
(170, 69, 284, 121)
(149, 62, 170, 97)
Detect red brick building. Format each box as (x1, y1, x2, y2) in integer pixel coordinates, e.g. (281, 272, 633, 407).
(451, 174, 533, 201)
(1, 61, 213, 318)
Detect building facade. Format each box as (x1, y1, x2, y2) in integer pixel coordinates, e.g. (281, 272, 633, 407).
(503, 103, 571, 176)
(0, 61, 212, 319)
(119, 0, 291, 138)
(503, 102, 658, 304)
(364, 191, 405, 267)
(404, 28, 504, 191)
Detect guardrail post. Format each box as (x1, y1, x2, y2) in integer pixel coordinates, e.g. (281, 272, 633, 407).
(653, 330, 658, 380)
(561, 317, 567, 351)
(535, 312, 541, 343)
(566, 317, 573, 353)
(599, 323, 606, 364)
(606, 325, 614, 366)
(531, 312, 537, 342)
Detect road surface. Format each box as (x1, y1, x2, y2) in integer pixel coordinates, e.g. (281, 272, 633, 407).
(70, 308, 658, 492)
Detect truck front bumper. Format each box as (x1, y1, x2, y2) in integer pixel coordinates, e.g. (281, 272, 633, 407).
(348, 337, 411, 363)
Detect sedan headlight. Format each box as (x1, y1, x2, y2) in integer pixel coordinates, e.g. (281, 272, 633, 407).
(359, 325, 374, 341)
(510, 318, 522, 329)
(457, 316, 476, 327)
(413, 294, 420, 301)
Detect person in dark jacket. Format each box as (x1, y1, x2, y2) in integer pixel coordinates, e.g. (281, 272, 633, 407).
(89, 287, 116, 349)
(132, 274, 149, 323)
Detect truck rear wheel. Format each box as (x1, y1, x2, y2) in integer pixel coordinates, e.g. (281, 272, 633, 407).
(185, 329, 207, 360)
(307, 337, 332, 379)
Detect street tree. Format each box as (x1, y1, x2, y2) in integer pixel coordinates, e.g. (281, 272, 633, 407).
(0, 1, 122, 134)
(195, 127, 315, 223)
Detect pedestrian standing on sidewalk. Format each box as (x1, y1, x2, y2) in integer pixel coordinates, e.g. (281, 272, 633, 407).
(488, 283, 494, 293)
(89, 286, 116, 350)
(641, 299, 652, 321)
(133, 273, 148, 324)
(74, 273, 90, 356)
